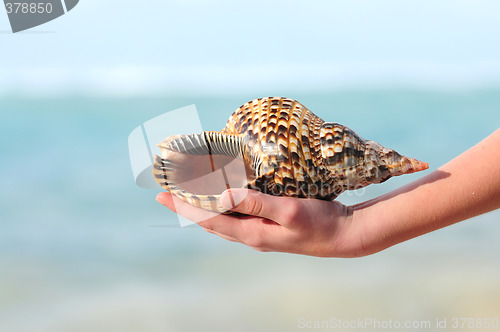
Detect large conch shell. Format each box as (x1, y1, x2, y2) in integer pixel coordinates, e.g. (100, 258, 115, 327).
(153, 97, 428, 213)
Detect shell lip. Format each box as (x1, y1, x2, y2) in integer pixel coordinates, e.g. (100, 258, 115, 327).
(153, 133, 257, 197)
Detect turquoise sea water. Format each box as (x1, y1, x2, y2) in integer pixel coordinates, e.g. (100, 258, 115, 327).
(1, 90, 500, 331)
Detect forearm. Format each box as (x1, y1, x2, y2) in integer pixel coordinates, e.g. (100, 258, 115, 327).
(355, 129, 500, 255)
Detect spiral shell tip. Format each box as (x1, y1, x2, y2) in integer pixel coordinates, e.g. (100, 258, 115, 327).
(410, 158, 429, 172)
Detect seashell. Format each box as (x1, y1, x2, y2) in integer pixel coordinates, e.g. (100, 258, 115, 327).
(153, 97, 428, 213)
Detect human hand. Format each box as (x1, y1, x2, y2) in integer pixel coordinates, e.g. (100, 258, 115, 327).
(156, 189, 369, 257)
(156, 129, 500, 257)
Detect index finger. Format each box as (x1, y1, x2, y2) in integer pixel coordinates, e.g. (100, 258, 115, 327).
(156, 192, 221, 224)
(156, 192, 284, 245)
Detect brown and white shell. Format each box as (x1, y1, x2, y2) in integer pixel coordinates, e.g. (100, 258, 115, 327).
(153, 97, 428, 213)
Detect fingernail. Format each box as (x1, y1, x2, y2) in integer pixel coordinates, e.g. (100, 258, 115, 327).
(220, 190, 243, 209)
(156, 193, 168, 206)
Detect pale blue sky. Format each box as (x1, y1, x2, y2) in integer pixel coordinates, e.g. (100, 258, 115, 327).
(1, 0, 500, 96)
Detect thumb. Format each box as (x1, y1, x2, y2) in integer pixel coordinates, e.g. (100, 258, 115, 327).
(220, 188, 283, 221)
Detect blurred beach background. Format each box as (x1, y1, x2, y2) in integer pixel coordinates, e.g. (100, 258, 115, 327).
(1, 1, 500, 331)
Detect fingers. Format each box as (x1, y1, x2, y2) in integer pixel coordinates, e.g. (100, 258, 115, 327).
(156, 192, 274, 244)
(220, 188, 305, 227)
(156, 192, 177, 212)
(157, 189, 291, 226)
(156, 190, 297, 252)
(156, 192, 220, 223)
(203, 227, 239, 243)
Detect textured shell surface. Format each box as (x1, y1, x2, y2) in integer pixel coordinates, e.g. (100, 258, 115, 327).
(153, 97, 429, 213)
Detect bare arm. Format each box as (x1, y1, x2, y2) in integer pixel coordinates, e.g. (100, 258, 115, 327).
(156, 129, 500, 257)
(355, 128, 500, 256)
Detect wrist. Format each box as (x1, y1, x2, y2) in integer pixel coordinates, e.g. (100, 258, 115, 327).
(325, 202, 380, 258)
(346, 198, 395, 257)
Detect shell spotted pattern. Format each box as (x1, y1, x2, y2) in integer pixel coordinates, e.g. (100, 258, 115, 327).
(153, 97, 428, 213)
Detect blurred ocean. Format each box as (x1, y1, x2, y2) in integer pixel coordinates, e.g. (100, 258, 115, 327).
(1, 90, 500, 331)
